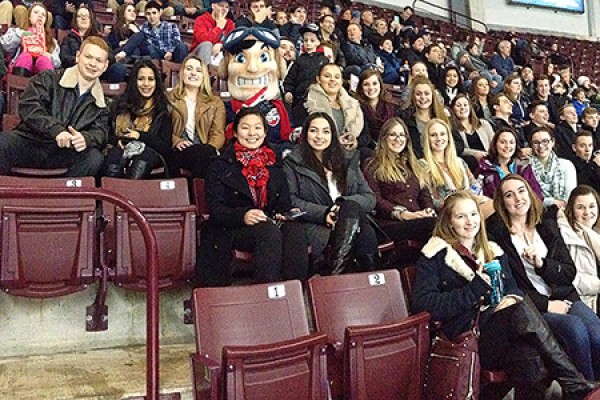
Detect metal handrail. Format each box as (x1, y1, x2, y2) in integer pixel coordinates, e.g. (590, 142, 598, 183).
(411, 0, 488, 33)
(0, 187, 161, 400)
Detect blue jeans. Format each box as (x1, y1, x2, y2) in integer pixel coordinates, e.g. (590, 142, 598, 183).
(147, 41, 188, 63)
(53, 14, 70, 30)
(544, 300, 600, 380)
(120, 31, 147, 58)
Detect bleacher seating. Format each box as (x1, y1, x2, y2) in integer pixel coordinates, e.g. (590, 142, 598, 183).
(0, 176, 109, 331)
(100, 177, 196, 290)
(190, 280, 329, 400)
(308, 269, 430, 400)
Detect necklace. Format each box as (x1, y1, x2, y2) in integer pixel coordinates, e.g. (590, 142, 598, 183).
(512, 226, 533, 246)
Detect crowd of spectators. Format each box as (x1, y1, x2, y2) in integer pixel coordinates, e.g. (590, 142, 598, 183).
(1, 1, 600, 395)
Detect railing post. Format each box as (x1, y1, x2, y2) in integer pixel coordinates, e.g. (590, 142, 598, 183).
(0, 187, 161, 400)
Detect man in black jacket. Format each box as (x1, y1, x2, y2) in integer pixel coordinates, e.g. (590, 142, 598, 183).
(570, 130, 600, 193)
(0, 36, 109, 176)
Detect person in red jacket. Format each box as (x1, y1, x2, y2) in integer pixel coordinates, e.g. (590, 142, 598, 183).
(191, 0, 234, 65)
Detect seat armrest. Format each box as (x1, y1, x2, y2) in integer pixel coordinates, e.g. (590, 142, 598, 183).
(345, 311, 430, 340)
(190, 352, 221, 400)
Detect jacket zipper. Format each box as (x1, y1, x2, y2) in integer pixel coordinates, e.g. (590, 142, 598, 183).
(466, 351, 475, 399)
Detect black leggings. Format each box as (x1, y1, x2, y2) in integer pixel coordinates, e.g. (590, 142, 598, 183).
(171, 143, 217, 178)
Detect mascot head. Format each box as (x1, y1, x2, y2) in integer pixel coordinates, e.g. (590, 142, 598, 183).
(219, 26, 287, 101)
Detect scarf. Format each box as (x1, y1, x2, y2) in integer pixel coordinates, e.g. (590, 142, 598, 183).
(530, 152, 566, 201)
(234, 142, 275, 209)
(227, 87, 292, 140)
(115, 99, 155, 138)
(363, 100, 395, 142)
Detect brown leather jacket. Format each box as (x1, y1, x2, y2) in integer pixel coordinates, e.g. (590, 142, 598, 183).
(169, 93, 226, 150)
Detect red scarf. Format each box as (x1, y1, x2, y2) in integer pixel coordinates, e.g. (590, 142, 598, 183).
(227, 87, 292, 141)
(234, 142, 276, 209)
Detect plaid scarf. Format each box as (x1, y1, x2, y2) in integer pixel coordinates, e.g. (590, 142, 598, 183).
(530, 152, 566, 201)
(234, 142, 275, 209)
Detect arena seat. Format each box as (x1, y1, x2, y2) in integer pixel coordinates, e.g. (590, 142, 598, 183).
(190, 280, 329, 400)
(308, 269, 430, 400)
(3, 73, 30, 132)
(0, 176, 108, 330)
(101, 177, 196, 290)
(101, 82, 127, 101)
(162, 59, 181, 89)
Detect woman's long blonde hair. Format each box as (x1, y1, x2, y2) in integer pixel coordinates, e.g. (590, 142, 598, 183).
(403, 76, 449, 126)
(434, 190, 495, 263)
(368, 117, 428, 187)
(169, 55, 216, 102)
(422, 118, 466, 189)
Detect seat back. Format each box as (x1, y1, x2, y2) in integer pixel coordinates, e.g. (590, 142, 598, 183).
(0, 176, 97, 297)
(162, 60, 181, 88)
(5, 73, 30, 115)
(101, 82, 127, 103)
(192, 281, 320, 399)
(308, 270, 429, 400)
(101, 177, 196, 290)
(193, 280, 311, 358)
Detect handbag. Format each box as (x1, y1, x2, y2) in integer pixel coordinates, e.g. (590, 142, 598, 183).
(425, 322, 480, 400)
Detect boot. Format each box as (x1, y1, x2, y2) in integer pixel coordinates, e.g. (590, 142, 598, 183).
(104, 163, 124, 178)
(328, 218, 360, 275)
(510, 297, 599, 400)
(12, 67, 31, 77)
(127, 159, 151, 180)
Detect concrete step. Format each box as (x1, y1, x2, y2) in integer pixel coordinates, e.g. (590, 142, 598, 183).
(0, 342, 195, 399)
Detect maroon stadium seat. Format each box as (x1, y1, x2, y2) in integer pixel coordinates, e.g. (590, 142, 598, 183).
(190, 280, 328, 400)
(308, 269, 430, 400)
(101, 177, 196, 290)
(0, 176, 108, 330)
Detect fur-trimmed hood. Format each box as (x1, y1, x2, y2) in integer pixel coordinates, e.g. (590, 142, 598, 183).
(421, 236, 504, 282)
(304, 83, 364, 139)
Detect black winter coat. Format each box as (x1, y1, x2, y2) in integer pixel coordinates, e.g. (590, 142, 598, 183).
(412, 237, 522, 340)
(282, 52, 329, 110)
(340, 39, 378, 71)
(108, 106, 173, 160)
(59, 30, 82, 68)
(486, 206, 580, 313)
(206, 145, 292, 228)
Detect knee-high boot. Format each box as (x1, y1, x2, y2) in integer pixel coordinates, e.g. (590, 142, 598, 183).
(127, 159, 151, 180)
(328, 218, 359, 275)
(510, 297, 599, 400)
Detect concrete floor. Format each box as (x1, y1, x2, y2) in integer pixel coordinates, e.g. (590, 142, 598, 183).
(0, 342, 195, 400)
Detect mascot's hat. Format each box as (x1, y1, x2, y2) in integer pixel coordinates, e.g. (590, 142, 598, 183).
(223, 26, 280, 53)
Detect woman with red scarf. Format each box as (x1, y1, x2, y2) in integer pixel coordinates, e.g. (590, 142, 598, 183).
(198, 107, 308, 286)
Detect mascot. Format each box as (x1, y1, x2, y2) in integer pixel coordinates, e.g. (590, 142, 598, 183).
(219, 26, 293, 156)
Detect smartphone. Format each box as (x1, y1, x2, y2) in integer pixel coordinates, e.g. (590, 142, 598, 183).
(393, 15, 400, 24)
(282, 210, 307, 220)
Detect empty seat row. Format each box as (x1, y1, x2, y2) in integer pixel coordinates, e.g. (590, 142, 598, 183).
(0, 176, 196, 330)
(189, 270, 430, 400)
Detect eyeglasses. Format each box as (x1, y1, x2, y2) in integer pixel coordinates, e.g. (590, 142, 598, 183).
(388, 133, 407, 140)
(531, 139, 551, 147)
